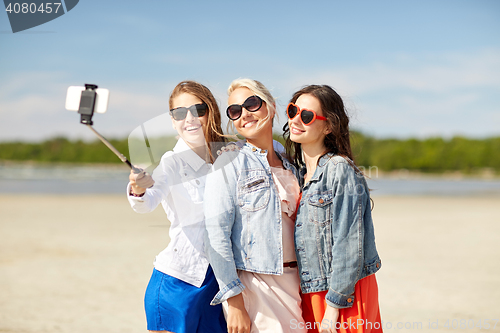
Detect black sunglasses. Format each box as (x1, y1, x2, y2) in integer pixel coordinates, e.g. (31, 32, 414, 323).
(169, 103, 208, 121)
(226, 95, 263, 121)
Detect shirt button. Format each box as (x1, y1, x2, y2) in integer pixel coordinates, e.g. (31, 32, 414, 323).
(196, 180, 200, 185)
(252, 148, 257, 152)
(260, 150, 265, 154)
(319, 198, 324, 204)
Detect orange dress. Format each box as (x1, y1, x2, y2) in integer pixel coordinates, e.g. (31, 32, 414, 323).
(297, 193, 383, 333)
(301, 275, 382, 333)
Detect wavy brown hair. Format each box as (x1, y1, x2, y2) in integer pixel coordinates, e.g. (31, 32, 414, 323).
(169, 80, 226, 163)
(283, 84, 354, 168)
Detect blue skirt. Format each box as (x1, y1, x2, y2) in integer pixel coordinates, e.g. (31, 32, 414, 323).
(144, 266, 226, 332)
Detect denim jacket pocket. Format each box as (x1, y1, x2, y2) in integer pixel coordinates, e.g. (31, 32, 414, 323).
(307, 190, 333, 226)
(237, 169, 270, 212)
(363, 255, 382, 276)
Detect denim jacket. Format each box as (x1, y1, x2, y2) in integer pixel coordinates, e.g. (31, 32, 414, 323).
(204, 140, 297, 305)
(295, 154, 381, 309)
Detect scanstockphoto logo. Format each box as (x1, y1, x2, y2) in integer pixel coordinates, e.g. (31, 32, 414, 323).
(3, 0, 79, 33)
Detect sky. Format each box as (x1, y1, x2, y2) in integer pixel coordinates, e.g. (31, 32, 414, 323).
(1, 0, 499, 142)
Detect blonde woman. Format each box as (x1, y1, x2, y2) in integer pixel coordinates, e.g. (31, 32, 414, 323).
(204, 79, 306, 333)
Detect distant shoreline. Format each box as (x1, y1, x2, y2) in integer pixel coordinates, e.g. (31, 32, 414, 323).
(0, 159, 128, 169)
(369, 168, 499, 180)
(2, 134, 499, 175)
(1, 159, 498, 180)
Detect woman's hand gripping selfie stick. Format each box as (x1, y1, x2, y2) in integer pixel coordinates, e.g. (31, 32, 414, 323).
(68, 84, 155, 188)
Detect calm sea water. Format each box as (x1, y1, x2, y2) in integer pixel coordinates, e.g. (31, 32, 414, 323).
(0, 164, 499, 196)
(0, 165, 129, 195)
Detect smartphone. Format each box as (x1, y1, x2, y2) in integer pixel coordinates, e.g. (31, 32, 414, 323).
(65, 86, 109, 113)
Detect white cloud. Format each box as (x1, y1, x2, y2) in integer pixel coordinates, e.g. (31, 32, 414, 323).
(1, 49, 499, 141)
(271, 49, 500, 138)
(0, 72, 180, 141)
(281, 49, 500, 96)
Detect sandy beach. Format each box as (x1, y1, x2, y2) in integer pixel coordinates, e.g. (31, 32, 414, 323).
(1, 194, 499, 333)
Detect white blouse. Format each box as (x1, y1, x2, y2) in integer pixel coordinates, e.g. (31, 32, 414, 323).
(127, 138, 211, 287)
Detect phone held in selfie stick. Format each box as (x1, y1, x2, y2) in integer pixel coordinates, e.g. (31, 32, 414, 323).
(65, 84, 141, 173)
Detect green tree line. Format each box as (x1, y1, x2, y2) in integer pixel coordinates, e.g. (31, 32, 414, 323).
(1, 133, 499, 173)
(0, 137, 132, 164)
(350, 132, 500, 173)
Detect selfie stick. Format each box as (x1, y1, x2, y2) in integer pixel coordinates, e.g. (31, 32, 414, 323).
(78, 84, 140, 173)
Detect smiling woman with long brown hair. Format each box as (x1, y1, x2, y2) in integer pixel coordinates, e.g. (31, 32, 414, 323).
(127, 80, 227, 333)
(284, 84, 382, 333)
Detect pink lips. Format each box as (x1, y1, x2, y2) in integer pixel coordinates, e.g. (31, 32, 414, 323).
(291, 126, 305, 135)
(242, 120, 257, 128)
(184, 124, 201, 132)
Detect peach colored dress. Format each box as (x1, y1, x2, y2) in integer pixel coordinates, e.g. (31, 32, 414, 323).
(224, 166, 306, 333)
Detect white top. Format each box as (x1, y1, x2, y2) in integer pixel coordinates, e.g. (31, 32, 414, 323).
(127, 138, 211, 287)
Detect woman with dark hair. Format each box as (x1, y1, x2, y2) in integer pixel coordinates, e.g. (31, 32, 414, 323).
(284, 85, 382, 333)
(128, 80, 227, 333)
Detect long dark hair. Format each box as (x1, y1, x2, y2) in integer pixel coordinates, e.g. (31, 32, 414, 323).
(283, 84, 354, 168)
(169, 80, 226, 163)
